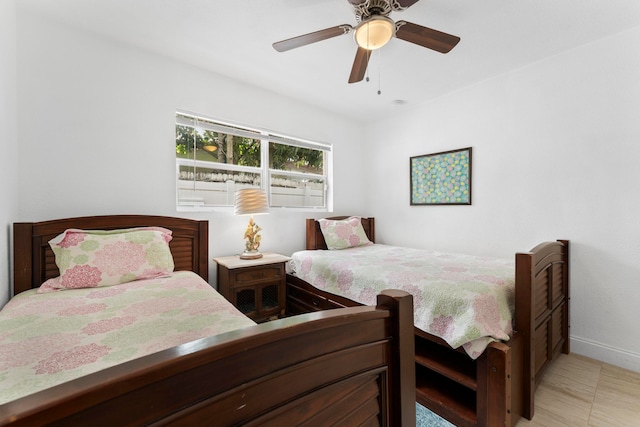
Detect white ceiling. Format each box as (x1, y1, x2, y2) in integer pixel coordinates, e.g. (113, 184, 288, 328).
(18, 0, 640, 122)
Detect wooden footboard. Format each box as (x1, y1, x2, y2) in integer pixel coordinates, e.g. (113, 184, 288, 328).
(516, 240, 570, 419)
(0, 291, 415, 426)
(287, 274, 521, 427)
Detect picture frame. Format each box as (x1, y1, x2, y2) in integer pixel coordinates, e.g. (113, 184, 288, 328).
(410, 147, 472, 205)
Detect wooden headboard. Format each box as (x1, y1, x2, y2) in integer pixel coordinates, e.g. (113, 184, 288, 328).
(306, 217, 375, 250)
(13, 215, 208, 295)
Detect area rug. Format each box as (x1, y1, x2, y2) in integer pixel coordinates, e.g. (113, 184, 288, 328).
(416, 403, 455, 427)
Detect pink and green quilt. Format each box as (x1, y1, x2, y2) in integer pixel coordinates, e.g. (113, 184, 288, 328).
(289, 244, 515, 358)
(0, 271, 255, 404)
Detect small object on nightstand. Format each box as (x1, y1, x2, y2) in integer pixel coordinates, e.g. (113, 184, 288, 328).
(234, 188, 269, 260)
(213, 253, 290, 323)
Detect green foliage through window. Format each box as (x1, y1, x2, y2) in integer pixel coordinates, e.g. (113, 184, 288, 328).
(270, 143, 324, 174)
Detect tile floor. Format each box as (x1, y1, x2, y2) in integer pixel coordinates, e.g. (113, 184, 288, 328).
(516, 353, 640, 426)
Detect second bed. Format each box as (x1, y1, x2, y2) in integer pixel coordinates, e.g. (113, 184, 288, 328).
(286, 216, 570, 427)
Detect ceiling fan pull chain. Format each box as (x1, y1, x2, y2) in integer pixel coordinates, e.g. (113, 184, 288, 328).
(366, 52, 370, 81)
(377, 49, 382, 95)
(366, 23, 371, 82)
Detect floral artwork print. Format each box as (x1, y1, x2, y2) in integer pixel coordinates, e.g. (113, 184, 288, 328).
(410, 147, 472, 205)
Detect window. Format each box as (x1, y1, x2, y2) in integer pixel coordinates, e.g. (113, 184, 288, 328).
(176, 112, 331, 211)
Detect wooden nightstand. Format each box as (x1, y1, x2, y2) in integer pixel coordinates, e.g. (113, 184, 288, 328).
(213, 253, 290, 323)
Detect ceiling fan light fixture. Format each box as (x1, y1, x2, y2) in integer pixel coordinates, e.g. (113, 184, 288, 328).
(355, 15, 395, 50)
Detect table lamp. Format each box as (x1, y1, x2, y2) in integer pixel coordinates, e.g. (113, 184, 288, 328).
(234, 188, 269, 259)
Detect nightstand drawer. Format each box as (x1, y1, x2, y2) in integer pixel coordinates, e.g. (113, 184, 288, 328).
(234, 265, 283, 284)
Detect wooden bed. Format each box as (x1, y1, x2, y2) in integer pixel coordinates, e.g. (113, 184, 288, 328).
(2, 214, 416, 426)
(286, 217, 570, 427)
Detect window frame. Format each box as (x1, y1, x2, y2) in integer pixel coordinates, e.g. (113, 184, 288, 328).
(176, 111, 332, 212)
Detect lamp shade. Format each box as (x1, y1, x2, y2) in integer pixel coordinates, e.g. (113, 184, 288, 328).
(355, 15, 395, 50)
(234, 188, 269, 216)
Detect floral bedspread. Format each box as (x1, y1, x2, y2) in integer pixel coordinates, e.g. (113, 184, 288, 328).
(289, 244, 515, 358)
(0, 271, 255, 404)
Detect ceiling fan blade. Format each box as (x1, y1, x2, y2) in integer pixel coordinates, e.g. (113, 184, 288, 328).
(273, 25, 353, 52)
(348, 47, 371, 83)
(392, 0, 421, 10)
(395, 21, 460, 53)
(346, 0, 367, 5)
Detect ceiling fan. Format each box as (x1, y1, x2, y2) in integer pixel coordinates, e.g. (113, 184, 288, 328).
(272, 0, 460, 84)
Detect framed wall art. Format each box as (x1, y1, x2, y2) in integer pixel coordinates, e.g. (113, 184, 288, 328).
(410, 147, 472, 205)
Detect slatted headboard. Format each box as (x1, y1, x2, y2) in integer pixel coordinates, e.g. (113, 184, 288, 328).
(13, 215, 208, 295)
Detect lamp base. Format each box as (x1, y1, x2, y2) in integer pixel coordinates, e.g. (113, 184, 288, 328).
(240, 250, 263, 260)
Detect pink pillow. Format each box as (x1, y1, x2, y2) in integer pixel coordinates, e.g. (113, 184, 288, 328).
(318, 217, 372, 250)
(39, 227, 174, 293)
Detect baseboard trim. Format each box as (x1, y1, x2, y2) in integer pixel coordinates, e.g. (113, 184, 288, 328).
(571, 336, 640, 373)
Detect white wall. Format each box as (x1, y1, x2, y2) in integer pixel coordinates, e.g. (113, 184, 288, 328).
(0, 0, 19, 307)
(15, 11, 367, 282)
(364, 26, 640, 372)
